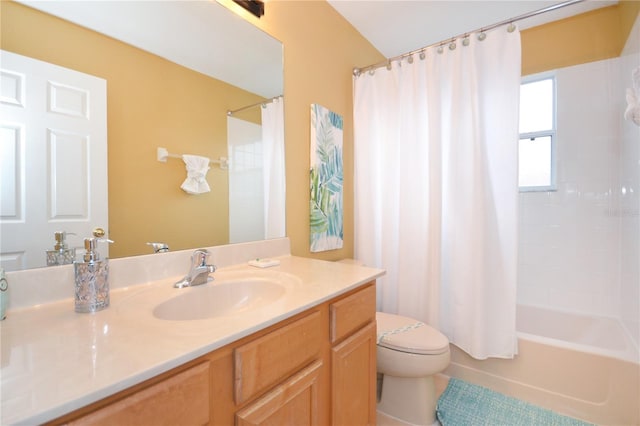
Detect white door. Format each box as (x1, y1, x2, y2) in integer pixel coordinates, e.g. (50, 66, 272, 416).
(0, 50, 108, 271)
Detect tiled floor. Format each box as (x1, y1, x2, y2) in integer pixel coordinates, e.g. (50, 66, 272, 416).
(376, 374, 450, 426)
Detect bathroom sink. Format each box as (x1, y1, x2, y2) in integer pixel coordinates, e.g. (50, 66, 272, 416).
(153, 278, 287, 321)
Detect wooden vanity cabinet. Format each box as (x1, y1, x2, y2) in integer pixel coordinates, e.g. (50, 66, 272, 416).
(49, 281, 376, 426)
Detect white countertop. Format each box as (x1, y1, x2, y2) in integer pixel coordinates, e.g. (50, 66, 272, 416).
(0, 255, 384, 425)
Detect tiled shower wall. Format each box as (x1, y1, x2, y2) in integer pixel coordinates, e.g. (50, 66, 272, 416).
(227, 117, 265, 244)
(518, 57, 623, 316)
(619, 17, 639, 346)
(518, 25, 639, 346)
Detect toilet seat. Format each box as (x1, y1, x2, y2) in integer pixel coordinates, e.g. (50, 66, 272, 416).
(376, 312, 449, 355)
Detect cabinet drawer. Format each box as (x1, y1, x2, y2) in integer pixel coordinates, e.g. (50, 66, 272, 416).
(330, 283, 376, 344)
(234, 311, 322, 404)
(66, 362, 210, 426)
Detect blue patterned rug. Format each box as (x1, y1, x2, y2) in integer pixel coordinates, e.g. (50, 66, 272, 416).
(436, 378, 592, 426)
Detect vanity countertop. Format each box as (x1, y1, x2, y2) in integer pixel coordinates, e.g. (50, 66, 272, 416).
(0, 255, 384, 425)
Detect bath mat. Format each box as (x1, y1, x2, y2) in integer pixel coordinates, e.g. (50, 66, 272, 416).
(436, 378, 592, 426)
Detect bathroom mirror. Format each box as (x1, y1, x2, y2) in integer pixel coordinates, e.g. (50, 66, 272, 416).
(0, 0, 284, 271)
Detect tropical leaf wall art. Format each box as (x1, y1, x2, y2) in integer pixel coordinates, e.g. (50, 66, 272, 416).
(310, 104, 344, 252)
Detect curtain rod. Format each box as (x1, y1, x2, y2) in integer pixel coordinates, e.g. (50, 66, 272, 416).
(353, 0, 585, 76)
(227, 95, 282, 116)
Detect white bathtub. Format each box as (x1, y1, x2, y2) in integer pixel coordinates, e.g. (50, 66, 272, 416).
(444, 304, 640, 425)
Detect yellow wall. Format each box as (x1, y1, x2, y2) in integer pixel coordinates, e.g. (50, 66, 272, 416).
(244, 1, 384, 260)
(521, 1, 640, 76)
(1, 0, 383, 260)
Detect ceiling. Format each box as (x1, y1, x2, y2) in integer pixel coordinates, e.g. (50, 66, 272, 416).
(17, 0, 283, 99)
(327, 0, 618, 59)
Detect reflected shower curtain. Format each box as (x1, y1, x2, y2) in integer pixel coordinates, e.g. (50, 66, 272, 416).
(261, 97, 286, 239)
(354, 28, 520, 359)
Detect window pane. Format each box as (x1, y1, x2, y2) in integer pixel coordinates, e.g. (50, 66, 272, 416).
(519, 78, 553, 133)
(519, 136, 552, 187)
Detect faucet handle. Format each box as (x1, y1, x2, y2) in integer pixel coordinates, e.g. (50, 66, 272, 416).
(192, 249, 210, 266)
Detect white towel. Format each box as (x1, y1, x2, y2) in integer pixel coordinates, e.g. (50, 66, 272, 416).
(181, 154, 211, 194)
(624, 66, 640, 126)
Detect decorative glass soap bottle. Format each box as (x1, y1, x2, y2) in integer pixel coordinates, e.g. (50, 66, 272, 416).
(46, 231, 76, 266)
(74, 229, 113, 313)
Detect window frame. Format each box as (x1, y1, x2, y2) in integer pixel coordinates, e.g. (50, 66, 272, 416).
(518, 72, 557, 193)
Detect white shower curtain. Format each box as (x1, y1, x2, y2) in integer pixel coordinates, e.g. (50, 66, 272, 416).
(261, 97, 286, 239)
(354, 28, 521, 359)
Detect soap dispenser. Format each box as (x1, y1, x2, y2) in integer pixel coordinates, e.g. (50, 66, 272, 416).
(46, 231, 76, 266)
(74, 231, 113, 313)
(0, 267, 8, 320)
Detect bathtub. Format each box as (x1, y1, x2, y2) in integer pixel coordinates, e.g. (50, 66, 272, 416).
(444, 305, 640, 425)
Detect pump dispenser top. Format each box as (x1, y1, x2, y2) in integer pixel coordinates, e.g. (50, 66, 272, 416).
(83, 237, 102, 262)
(46, 231, 76, 266)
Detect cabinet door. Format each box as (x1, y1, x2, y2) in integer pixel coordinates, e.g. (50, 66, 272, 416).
(236, 360, 323, 426)
(331, 322, 377, 426)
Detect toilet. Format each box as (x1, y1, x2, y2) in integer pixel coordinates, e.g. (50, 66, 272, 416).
(376, 312, 450, 426)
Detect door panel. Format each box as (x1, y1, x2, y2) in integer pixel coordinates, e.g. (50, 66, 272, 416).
(0, 50, 108, 271)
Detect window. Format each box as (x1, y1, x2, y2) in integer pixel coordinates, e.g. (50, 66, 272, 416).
(519, 75, 556, 191)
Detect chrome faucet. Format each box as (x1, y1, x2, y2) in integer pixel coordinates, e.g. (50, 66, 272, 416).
(147, 242, 169, 253)
(174, 249, 216, 288)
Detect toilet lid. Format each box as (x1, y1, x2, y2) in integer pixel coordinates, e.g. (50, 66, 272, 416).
(376, 312, 449, 355)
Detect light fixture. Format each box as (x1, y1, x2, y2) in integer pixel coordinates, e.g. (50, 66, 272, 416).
(232, 0, 264, 18)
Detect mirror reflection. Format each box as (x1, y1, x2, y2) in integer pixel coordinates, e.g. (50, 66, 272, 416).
(0, 0, 285, 272)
